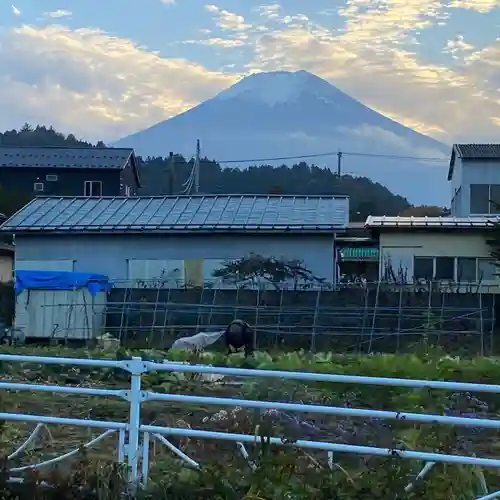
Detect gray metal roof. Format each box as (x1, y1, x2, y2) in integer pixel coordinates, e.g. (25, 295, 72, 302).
(455, 144, 500, 159)
(0, 146, 134, 170)
(1, 195, 349, 234)
(365, 215, 500, 229)
(448, 144, 500, 180)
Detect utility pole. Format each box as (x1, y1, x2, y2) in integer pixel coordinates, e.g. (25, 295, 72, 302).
(194, 139, 200, 194)
(337, 151, 342, 177)
(168, 151, 174, 195)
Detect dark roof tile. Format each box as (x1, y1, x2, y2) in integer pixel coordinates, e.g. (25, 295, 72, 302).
(0, 146, 134, 170)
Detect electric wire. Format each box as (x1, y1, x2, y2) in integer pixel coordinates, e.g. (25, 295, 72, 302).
(211, 150, 449, 164)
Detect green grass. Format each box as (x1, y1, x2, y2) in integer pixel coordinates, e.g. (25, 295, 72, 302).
(0, 342, 499, 498)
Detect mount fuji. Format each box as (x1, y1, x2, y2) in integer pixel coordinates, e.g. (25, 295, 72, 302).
(113, 70, 450, 205)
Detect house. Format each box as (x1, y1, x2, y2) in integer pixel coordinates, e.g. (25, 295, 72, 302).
(0, 146, 141, 197)
(0, 194, 349, 288)
(449, 144, 500, 217)
(365, 215, 499, 291)
(363, 143, 500, 292)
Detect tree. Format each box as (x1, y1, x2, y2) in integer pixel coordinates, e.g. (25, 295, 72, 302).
(212, 253, 325, 290)
(398, 205, 449, 217)
(0, 124, 412, 217)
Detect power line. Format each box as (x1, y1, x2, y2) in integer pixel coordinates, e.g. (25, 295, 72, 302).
(205, 150, 449, 164)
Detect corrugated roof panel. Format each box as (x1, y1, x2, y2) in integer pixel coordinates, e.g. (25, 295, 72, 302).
(365, 215, 500, 229)
(1, 195, 349, 233)
(131, 198, 165, 226)
(17, 198, 62, 227)
(455, 144, 500, 159)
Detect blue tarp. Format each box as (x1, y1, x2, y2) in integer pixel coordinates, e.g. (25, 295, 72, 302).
(15, 270, 112, 296)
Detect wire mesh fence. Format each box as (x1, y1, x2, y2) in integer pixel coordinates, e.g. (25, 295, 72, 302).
(23, 279, 498, 355)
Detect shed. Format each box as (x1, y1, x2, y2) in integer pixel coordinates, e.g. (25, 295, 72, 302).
(1, 195, 350, 288)
(14, 270, 111, 340)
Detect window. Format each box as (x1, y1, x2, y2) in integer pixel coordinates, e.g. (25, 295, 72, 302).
(491, 185, 500, 214)
(435, 257, 455, 280)
(470, 184, 500, 214)
(478, 259, 497, 281)
(46, 174, 58, 181)
(33, 182, 44, 192)
(414, 257, 434, 280)
(125, 186, 131, 197)
(84, 181, 102, 197)
(127, 259, 184, 287)
(470, 184, 489, 214)
(413, 257, 497, 283)
(457, 257, 477, 281)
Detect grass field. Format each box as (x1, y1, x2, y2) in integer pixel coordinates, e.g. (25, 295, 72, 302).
(1, 342, 500, 498)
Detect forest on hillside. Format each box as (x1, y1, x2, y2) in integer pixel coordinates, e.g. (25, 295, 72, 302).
(0, 125, 447, 220)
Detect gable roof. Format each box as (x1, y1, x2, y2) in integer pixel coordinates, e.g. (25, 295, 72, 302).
(0, 194, 349, 234)
(0, 146, 140, 186)
(448, 144, 500, 180)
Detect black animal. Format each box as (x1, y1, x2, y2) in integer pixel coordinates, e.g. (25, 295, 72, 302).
(224, 319, 254, 357)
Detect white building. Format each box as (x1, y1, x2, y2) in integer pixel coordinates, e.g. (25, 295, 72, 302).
(449, 144, 500, 217)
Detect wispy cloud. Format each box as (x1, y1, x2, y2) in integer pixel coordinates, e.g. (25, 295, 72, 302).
(255, 4, 281, 19)
(46, 10, 72, 19)
(11, 5, 21, 16)
(443, 35, 474, 60)
(183, 37, 245, 48)
(448, 0, 500, 13)
(205, 4, 251, 33)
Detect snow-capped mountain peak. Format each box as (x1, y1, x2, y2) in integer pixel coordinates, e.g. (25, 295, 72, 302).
(214, 70, 327, 106)
(113, 69, 450, 205)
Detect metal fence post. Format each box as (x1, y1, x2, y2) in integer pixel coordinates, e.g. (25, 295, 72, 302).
(124, 356, 145, 486)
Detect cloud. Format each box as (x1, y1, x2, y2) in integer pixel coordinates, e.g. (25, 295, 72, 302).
(46, 10, 72, 19)
(443, 35, 474, 60)
(255, 4, 281, 19)
(447, 0, 500, 13)
(0, 24, 239, 141)
(160, 0, 176, 4)
(11, 5, 21, 16)
(183, 38, 245, 48)
(204, 4, 252, 34)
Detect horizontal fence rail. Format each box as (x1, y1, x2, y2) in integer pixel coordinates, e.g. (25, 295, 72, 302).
(1, 354, 500, 498)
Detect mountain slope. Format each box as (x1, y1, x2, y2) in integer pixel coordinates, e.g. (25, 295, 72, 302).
(114, 70, 450, 205)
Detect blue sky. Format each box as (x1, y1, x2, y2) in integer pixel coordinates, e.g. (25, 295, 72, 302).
(1, 0, 500, 144)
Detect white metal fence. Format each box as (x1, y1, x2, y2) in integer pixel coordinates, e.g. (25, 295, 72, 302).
(1, 354, 500, 498)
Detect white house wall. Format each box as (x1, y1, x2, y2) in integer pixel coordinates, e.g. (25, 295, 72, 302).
(450, 157, 463, 215)
(379, 231, 499, 290)
(14, 233, 336, 287)
(15, 259, 75, 272)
